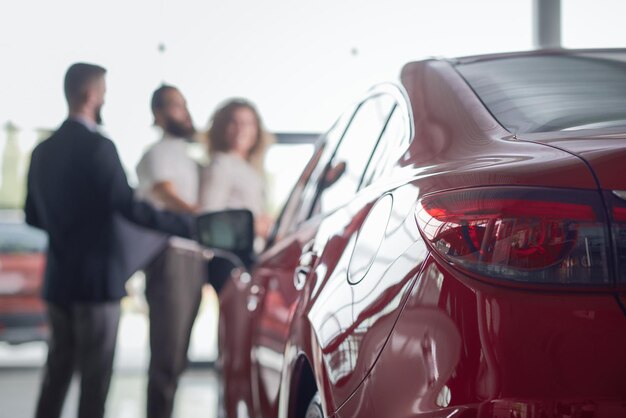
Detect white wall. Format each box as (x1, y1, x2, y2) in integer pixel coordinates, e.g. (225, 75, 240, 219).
(0, 0, 533, 177)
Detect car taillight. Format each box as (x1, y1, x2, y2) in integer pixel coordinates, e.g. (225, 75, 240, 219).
(608, 191, 626, 283)
(415, 187, 611, 284)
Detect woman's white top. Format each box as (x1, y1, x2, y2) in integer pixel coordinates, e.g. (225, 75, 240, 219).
(199, 152, 265, 215)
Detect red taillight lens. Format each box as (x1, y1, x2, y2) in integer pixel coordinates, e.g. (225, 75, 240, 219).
(416, 188, 610, 284)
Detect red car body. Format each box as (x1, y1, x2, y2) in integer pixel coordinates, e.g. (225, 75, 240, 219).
(217, 49, 626, 418)
(0, 217, 48, 344)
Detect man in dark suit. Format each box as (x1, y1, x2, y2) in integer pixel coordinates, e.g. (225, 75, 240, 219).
(24, 62, 193, 418)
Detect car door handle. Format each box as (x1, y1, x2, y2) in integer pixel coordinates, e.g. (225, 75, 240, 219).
(294, 250, 317, 290)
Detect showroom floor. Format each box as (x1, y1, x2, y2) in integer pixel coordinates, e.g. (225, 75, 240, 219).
(0, 365, 219, 418)
(0, 289, 221, 418)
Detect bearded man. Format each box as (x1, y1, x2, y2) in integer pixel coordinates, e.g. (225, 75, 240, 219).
(136, 85, 206, 418)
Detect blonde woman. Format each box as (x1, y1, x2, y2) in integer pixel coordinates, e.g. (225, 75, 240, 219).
(199, 98, 274, 238)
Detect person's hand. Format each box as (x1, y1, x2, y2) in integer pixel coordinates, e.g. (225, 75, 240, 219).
(254, 214, 273, 239)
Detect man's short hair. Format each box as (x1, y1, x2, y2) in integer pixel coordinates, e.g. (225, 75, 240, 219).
(151, 85, 178, 115)
(64, 63, 106, 107)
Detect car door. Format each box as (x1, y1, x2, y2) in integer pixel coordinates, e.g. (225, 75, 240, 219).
(250, 89, 402, 417)
(303, 86, 430, 412)
(246, 110, 354, 418)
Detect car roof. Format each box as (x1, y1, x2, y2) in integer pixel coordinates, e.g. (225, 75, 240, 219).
(448, 47, 626, 66)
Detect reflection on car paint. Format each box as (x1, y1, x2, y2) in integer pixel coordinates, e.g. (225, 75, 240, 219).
(308, 185, 428, 407)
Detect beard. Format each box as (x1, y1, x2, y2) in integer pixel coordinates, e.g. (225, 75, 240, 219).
(164, 116, 195, 140)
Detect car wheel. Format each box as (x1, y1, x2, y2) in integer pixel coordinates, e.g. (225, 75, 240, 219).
(304, 392, 323, 418)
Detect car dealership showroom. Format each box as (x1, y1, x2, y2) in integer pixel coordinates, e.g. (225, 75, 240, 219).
(1, 1, 626, 417)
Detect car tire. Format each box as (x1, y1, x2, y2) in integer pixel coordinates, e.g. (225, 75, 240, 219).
(304, 392, 324, 418)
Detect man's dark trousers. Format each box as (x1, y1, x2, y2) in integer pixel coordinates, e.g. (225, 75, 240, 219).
(146, 239, 206, 418)
(35, 302, 120, 418)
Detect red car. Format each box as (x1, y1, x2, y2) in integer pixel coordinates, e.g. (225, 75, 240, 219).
(0, 214, 48, 344)
(200, 49, 626, 418)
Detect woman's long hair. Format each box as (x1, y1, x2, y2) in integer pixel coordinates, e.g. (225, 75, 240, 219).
(207, 98, 274, 172)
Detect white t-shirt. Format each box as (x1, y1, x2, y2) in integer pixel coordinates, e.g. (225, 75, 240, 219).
(136, 135, 200, 208)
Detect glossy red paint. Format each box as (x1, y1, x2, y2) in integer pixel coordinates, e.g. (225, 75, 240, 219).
(217, 50, 626, 418)
(0, 252, 48, 344)
(518, 135, 626, 190)
(336, 256, 626, 418)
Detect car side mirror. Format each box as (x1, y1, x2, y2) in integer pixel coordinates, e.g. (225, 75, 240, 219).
(196, 209, 255, 268)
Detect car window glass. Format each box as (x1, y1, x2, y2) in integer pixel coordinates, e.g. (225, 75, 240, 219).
(269, 110, 353, 242)
(313, 95, 394, 216)
(457, 54, 626, 133)
(269, 144, 325, 243)
(361, 106, 407, 188)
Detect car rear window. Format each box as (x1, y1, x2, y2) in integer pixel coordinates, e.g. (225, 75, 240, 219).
(456, 53, 626, 133)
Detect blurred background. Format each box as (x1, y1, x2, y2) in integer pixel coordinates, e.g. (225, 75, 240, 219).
(1, 0, 625, 416)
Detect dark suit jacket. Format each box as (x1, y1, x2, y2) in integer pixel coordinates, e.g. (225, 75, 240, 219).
(24, 119, 192, 305)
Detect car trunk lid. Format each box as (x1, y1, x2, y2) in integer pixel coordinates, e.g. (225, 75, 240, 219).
(518, 134, 626, 190)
